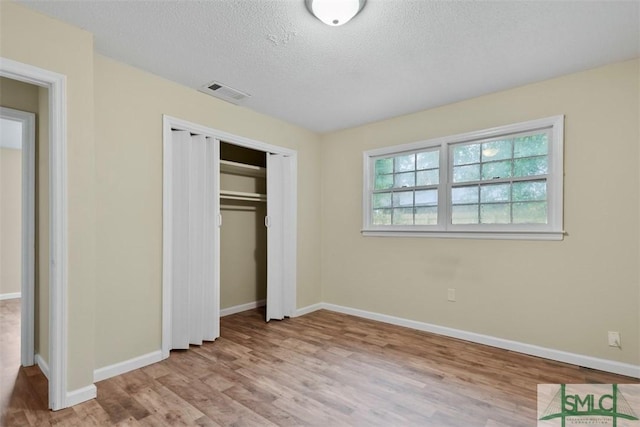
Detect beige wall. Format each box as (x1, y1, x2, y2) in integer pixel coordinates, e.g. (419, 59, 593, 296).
(0, 76, 39, 111)
(220, 203, 268, 308)
(93, 54, 322, 370)
(0, 148, 21, 295)
(1, 2, 96, 390)
(320, 59, 640, 365)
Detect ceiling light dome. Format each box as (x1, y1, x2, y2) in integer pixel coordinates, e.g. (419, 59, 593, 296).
(305, 0, 366, 26)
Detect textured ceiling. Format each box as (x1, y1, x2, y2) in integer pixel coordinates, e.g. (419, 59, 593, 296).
(18, 0, 640, 133)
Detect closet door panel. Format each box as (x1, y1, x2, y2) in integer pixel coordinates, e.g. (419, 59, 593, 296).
(169, 131, 220, 349)
(281, 155, 296, 318)
(202, 137, 220, 340)
(171, 130, 190, 349)
(188, 134, 206, 345)
(266, 153, 285, 321)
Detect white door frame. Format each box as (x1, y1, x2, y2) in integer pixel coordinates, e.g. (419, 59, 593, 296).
(161, 115, 297, 358)
(0, 106, 36, 367)
(0, 58, 68, 411)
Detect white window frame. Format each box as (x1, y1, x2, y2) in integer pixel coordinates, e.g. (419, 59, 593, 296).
(362, 115, 564, 240)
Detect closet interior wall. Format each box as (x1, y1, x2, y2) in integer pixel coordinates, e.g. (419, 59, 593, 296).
(219, 142, 267, 310)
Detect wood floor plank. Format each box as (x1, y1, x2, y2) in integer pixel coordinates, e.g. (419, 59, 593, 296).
(130, 384, 204, 426)
(221, 384, 307, 427)
(155, 370, 277, 427)
(2, 300, 638, 426)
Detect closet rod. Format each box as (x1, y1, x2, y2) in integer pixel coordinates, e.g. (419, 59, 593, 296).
(220, 205, 259, 212)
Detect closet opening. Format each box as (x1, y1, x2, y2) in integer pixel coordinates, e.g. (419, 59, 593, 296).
(219, 142, 267, 317)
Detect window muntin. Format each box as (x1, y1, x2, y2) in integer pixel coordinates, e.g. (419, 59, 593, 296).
(372, 148, 439, 226)
(363, 116, 564, 239)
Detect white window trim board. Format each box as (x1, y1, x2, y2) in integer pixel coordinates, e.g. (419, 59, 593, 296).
(362, 115, 565, 240)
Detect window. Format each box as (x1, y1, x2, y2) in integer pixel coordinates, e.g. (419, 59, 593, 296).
(363, 116, 564, 240)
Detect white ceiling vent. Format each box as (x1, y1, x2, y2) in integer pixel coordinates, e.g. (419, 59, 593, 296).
(199, 81, 250, 105)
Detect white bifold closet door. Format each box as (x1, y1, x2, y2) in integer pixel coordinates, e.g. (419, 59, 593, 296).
(171, 130, 219, 349)
(266, 153, 295, 322)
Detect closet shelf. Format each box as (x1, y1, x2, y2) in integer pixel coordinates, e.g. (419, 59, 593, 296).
(220, 190, 267, 202)
(220, 160, 266, 178)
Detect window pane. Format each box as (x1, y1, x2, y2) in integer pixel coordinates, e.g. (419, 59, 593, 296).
(375, 174, 393, 190)
(415, 189, 437, 206)
(375, 157, 393, 175)
(453, 144, 480, 166)
(480, 183, 510, 203)
(394, 172, 415, 188)
(417, 169, 439, 186)
(513, 202, 547, 224)
(481, 160, 512, 180)
(451, 186, 479, 204)
(373, 192, 392, 208)
(512, 180, 547, 202)
(393, 208, 414, 225)
(417, 151, 439, 170)
(395, 154, 415, 172)
(513, 156, 547, 177)
(480, 203, 511, 224)
(481, 139, 512, 162)
(514, 134, 548, 158)
(393, 191, 414, 207)
(415, 207, 438, 225)
(372, 209, 392, 225)
(452, 204, 479, 224)
(453, 164, 480, 183)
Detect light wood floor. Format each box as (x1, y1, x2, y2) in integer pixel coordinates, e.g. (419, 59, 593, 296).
(1, 299, 637, 426)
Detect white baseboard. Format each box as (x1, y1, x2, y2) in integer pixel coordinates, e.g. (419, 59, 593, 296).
(220, 299, 265, 317)
(94, 350, 163, 383)
(297, 302, 640, 379)
(65, 384, 96, 407)
(0, 292, 21, 300)
(294, 303, 323, 317)
(35, 353, 49, 379)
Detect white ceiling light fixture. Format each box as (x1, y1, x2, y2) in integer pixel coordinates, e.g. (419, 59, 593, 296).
(305, 0, 366, 26)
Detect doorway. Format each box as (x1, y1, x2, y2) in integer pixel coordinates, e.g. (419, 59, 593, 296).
(0, 101, 36, 419)
(0, 58, 68, 410)
(219, 142, 268, 317)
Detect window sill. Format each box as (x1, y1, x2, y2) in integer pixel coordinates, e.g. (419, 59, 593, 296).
(361, 229, 566, 241)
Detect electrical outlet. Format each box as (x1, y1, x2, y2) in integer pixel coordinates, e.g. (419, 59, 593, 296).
(608, 331, 621, 348)
(447, 288, 456, 302)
